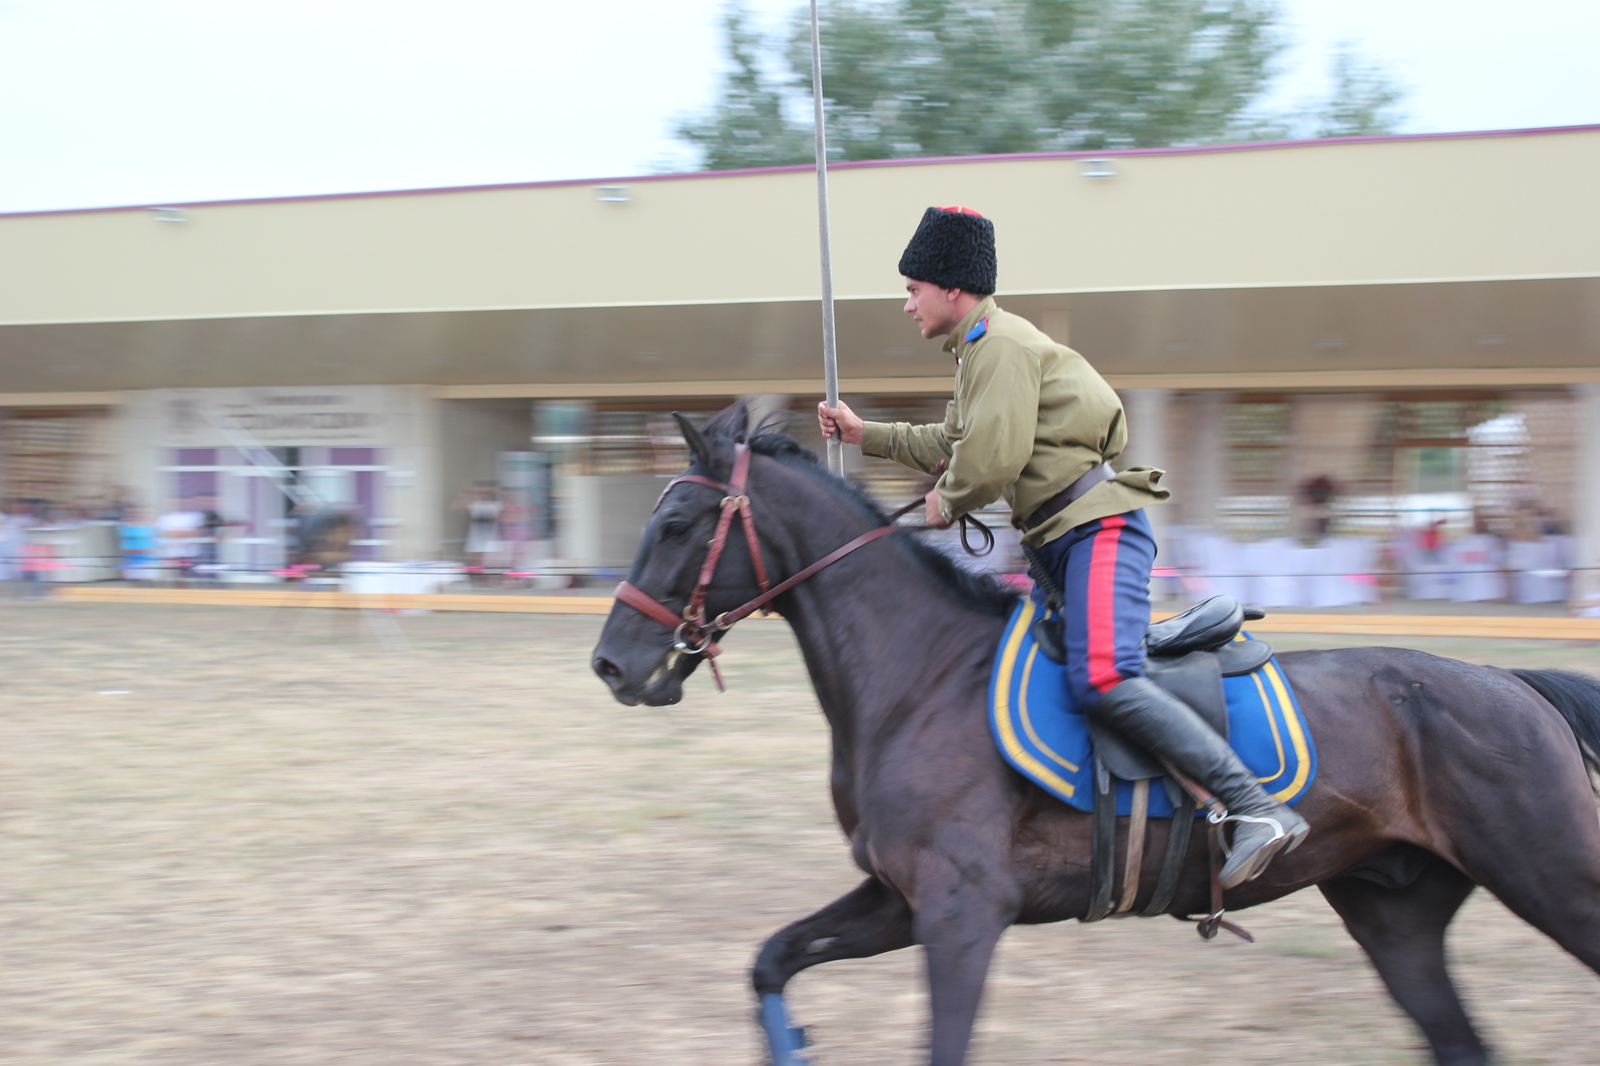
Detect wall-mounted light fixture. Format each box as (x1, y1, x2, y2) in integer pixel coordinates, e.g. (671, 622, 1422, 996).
(594, 186, 631, 203)
(149, 206, 189, 223)
(1079, 159, 1117, 179)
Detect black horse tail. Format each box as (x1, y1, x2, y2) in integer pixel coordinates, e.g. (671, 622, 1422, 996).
(1511, 669, 1600, 779)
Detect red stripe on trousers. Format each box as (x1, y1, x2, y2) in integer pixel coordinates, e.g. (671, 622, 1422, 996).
(1086, 515, 1128, 693)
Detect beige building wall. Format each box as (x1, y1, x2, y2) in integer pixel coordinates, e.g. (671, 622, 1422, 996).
(2, 126, 1597, 327)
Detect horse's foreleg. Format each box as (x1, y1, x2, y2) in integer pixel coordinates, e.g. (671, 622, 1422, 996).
(914, 868, 1015, 1066)
(752, 876, 915, 993)
(751, 877, 915, 1063)
(1320, 857, 1486, 1066)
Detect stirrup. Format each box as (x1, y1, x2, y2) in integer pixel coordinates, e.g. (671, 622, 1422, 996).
(1216, 809, 1308, 890)
(1210, 811, 1293, 859)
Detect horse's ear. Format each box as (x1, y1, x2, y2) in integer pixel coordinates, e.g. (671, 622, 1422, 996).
(673, 412, 718, 472)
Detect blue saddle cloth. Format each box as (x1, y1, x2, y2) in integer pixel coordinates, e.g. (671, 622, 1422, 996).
(989, 599, 1316, 817)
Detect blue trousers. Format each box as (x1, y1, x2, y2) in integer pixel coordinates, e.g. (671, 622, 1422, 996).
(1028, 509, 1156, 713)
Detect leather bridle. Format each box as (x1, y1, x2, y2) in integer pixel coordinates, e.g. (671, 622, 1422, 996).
(612, 441, 991, 692)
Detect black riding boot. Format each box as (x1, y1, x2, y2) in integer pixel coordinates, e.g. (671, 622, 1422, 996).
(1092, 676, 1309, 889)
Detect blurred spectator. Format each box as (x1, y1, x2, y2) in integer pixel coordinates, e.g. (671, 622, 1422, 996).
(456, 483, 504, 585)
(1295, 474, 1338, 541)
(195, 493, 242, 581)
(0, 499, 28, 591)
(111, 486, 139, 523)
(293, 504, 357, 575)
(157, 499, 205, 586)
(1452, 514, 1506, 602)
(118, 506, 159, 582)
(19, 541, 53, 598)
(1419, 516, 1448, 559)
(15, 500, 53, 597)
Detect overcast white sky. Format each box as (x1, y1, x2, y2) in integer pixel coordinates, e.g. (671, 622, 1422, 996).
(1, 0, 1596, 214)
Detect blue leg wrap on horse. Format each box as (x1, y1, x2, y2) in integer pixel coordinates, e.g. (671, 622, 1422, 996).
(758, 993, 808, 1064)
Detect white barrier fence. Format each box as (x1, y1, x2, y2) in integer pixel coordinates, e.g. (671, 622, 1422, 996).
(1168, 529, 1574, 608)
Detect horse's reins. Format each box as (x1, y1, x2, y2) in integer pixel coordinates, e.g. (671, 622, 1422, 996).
(612, 442, 992, 692)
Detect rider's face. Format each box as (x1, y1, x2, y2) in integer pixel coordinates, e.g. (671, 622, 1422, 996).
(903, 278, 965, 339)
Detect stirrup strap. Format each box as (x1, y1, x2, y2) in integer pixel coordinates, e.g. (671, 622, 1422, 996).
(1160, 765, 1255, 943)
(1190, 817, 1256, 943)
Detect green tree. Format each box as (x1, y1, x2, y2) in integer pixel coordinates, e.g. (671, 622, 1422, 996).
(1315, 44, 1406, 137)
(676, 0, 1404, 169)
(676, 8, 815, 169)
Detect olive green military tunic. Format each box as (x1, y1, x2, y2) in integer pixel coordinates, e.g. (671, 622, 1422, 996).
(859, 296, 1168, 547)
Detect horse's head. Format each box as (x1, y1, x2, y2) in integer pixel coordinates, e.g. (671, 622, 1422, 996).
(592, 402, 777, 706)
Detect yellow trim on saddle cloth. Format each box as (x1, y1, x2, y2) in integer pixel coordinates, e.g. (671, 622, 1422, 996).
(1020, 640, 1081, 776)
(1250, 669, 1288, 783)
(991, 600, 1078, 798)
(1264, 659, 1312, 802)
(1226, 631, 1299, 800)
(1232, 631, 1313, 802)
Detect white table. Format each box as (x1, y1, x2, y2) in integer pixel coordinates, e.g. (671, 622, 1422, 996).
(31, 523, 120, 582)
(342, 561, 466, 596)
(1448, 534, 1507, 603)
(1507, 537, 1569, 604)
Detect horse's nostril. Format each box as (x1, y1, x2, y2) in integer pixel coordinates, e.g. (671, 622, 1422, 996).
(593, 656, 623, 681)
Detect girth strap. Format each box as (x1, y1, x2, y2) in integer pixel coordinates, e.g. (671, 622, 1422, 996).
(1142, 779, 1194, 916)
(1116, 778, 1151, 914)
(1086, 755, 1116, 922)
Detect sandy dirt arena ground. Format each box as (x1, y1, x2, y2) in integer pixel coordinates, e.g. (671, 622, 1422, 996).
(1, 600, 1597, 1065)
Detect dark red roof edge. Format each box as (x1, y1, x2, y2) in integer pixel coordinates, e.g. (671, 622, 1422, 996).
(6, 122, 1599, 219)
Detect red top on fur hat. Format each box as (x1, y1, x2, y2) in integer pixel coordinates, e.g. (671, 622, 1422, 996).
(937, 205, 985, 216)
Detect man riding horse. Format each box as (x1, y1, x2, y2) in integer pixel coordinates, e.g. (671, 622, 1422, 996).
(818, 205, 1308, 889)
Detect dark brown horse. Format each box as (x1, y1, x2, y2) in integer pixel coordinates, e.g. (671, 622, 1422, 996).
(591, 405, 1600, 1066)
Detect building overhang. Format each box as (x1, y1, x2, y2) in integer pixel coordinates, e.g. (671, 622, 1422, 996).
(2, 276, 1596, 401)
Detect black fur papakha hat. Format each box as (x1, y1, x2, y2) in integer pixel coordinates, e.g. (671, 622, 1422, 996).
(897, 205, 996, 295)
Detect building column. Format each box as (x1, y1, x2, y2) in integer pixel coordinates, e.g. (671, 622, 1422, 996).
(1287, 393, 1378, 541)
(110, 392, 165, 522)
(1120, 388, 1172, 545)
(1171, 390, 1232, 533)
(1571, 384, 1600, 606)
(384, 386, 442, 560)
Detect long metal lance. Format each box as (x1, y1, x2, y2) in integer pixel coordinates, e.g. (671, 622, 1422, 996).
(808, 0, 843, 475)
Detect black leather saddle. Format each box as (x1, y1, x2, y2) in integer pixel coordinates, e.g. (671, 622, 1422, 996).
(1029, 595, 1273, 782)
(1147, 595, 1257, 657)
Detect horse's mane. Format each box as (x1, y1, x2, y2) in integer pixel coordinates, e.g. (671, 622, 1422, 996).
(695, 406, 1019, 619)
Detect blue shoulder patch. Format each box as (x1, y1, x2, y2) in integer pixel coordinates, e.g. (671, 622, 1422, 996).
(963, 317, 989, 344)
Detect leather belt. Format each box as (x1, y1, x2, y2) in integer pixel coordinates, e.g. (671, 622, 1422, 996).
(1016, 461, 1115, 532)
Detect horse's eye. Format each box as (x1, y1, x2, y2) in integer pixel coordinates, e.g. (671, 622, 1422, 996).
(660, 519, 690, 542)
